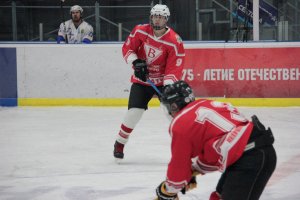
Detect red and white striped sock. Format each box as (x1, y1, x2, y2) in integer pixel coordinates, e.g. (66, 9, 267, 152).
(117, 124, 133, 144)
(116, 108, 145, 144)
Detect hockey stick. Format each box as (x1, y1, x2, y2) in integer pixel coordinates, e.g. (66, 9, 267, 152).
(60, 0, 68, 43)
(147, 79, 162, 97)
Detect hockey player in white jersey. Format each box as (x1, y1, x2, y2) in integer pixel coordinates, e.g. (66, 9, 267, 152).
(57, 5, 94, 44)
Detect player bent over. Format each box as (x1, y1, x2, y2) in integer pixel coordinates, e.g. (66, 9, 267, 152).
(113, 4, 185, 161)
(155, 81, 277, 200)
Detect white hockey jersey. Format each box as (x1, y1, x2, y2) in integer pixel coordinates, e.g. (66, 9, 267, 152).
(58, 19, 93, 44)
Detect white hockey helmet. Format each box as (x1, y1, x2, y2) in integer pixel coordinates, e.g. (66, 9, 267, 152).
(150, 4, 170, 19)
(150, 4, 170, 30)
(70, 5, 83, 14)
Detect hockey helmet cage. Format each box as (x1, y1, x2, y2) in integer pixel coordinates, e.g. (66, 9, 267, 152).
(150, 4, 170, 19)
(161, 81, 195, 116)
(70, 5, 83, 14)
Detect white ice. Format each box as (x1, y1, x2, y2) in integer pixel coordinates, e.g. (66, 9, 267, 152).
(0, 106, 300, 200)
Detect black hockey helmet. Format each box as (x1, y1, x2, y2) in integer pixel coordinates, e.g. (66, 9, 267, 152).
(161, 81, 195, 116)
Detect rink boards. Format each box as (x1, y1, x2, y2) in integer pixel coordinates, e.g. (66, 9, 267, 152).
(0, 42, 299, 106)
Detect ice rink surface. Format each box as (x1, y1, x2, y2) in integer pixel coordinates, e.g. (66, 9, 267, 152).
(0, 106, 300, 200)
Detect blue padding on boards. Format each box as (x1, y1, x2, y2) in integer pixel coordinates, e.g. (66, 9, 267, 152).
(0, 48, 17, 106)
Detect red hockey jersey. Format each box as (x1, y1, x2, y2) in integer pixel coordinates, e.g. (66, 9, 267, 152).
(165, 99, 254, 193)
(122, 24, 185, 86)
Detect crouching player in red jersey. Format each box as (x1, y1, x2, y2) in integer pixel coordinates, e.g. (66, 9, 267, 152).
(155, 81, 277, 200)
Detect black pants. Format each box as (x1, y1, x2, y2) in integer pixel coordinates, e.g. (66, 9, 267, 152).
(216, 116, 277, 200)
(128, 83, 163, 110)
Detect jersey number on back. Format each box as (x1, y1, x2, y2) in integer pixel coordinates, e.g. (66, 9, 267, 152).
(195, 102, 247, 132)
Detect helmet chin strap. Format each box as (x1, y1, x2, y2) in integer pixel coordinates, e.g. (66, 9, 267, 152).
(151, 24, 166, 30)
(150, 16, 167, 30)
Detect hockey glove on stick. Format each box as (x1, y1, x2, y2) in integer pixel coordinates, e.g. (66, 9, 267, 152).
(155, 181, 179, 200)
(181, 174, 198, 194)
(132, 59, 149, 82)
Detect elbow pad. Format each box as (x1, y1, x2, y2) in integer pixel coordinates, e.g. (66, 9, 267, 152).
(57, 36, 65, 44)
(82, 38, 92, 44)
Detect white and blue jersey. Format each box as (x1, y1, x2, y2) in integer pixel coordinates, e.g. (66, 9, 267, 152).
(58, 19, 93, 44)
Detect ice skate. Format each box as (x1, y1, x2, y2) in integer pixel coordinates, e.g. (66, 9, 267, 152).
(113, 141, 124, 163)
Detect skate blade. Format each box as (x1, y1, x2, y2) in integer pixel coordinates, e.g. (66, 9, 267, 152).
(115, 158, 123, 164)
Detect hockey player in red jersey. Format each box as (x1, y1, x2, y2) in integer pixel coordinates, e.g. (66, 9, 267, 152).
(113, 4, 185, 161)
(155, 81, 277, 200)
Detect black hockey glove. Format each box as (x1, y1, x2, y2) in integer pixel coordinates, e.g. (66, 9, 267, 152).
(132, 59, 149, 82)
(155, 181, 178, 200)
(181, 175, 197, 194)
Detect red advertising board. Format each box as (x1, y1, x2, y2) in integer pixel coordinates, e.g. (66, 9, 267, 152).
(183, 47, 300, 98)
